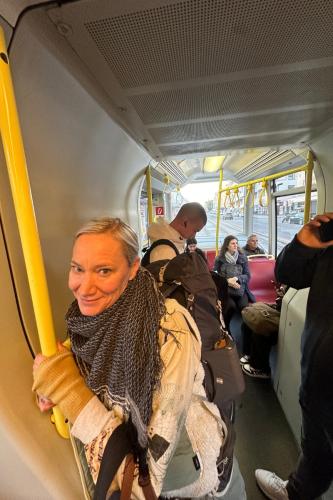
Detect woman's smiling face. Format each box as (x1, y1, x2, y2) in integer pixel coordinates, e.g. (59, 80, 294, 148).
(68, 233, 139, 316)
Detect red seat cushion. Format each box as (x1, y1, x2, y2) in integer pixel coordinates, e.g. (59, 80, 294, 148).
(206, 250, 216, 271)
(248, 257, 276, 304)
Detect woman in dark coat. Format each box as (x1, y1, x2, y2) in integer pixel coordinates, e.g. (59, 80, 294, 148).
(214, 235, 255, 313)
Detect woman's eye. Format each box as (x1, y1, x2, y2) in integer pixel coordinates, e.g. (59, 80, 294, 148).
(71, 265, 83, 273)
(98, 268, 112, 276)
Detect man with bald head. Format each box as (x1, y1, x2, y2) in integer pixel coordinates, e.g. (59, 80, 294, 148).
(147, 202, 207, 262)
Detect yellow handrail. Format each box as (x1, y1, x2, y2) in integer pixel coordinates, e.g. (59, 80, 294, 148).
(0, 28, 68, 438)
(219, 163, 309, 194)
(215, 168, 223, 255)
(304, 150, 314, 223)
(145, 165, 153, 225)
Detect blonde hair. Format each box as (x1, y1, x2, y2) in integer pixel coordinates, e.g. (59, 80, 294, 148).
(75, 217, 139, 265)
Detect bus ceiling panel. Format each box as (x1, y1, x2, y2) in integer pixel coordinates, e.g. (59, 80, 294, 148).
(44, 0, 333, 159)
(0, 1, 49, 27)
(148, 107, 333, 146)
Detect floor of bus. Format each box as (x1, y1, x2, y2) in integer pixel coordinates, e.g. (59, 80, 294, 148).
(234, 376, 299, 500)
(231, 315, 299, 500)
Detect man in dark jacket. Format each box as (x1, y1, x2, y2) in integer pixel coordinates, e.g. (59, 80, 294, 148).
(242, 234, 266, 256)
(255, 213, 333, 500)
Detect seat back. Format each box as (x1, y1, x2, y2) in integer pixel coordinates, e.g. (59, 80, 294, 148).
(206, 250, 216, 271)
(248, 256, 276, 304)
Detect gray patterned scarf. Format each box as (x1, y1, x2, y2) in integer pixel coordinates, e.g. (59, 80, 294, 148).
(66, 267, 165, 447)
(225, 250, 239, 264)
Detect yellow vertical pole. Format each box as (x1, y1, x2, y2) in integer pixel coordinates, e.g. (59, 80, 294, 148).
(145, 165, 153, 225)
(304, 150, 314, 224)
(216, 168, 223, 255)
(0, 28, 68, 438)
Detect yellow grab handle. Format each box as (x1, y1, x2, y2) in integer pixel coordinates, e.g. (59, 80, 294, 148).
(245, 185, 254, 208)
(224, 189, 232, 208)
(259, 180, 268, 207)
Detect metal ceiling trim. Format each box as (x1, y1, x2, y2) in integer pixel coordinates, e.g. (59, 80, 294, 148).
(146, 102, 333, 128)
(234, 154, 308, 182)
(156, 128, 310, 147)
(157, 160, 187, 184)
(125, 57, 333, 96)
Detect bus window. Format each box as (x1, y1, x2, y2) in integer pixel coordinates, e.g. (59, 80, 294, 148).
(276, 191, 317, 255)
(274, 170, 316, 192)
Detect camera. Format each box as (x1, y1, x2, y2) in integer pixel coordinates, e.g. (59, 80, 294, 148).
(319, 219, 333, 242)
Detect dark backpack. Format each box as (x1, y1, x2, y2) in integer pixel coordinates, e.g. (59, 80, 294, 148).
(141, 240, 245, 406)
(142, 239, 222, 350)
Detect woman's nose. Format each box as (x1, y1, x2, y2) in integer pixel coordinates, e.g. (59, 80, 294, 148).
(79, 273, 96, 295)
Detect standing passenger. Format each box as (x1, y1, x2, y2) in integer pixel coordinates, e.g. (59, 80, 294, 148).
(32, 218, 230, 498)
(147, 202, 207, 262)
(255, 213, 333, 500)
(145, 209, 247, 499)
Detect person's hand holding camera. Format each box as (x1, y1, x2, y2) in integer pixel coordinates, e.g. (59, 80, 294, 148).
(297, 213, 333, 249)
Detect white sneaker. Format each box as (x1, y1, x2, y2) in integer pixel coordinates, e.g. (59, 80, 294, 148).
(255, 469, 289, 500)
(242, 363, 271, 379)
(239, 355, 250, 364)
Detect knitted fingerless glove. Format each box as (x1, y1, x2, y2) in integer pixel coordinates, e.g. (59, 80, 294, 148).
(32, 350, 94, 423)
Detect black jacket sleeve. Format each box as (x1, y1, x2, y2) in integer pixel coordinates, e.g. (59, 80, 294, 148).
(213, 257, 221, 273)
(275, 236, 322, 290)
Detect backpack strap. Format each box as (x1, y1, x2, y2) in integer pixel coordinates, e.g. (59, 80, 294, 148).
(93, 422, 132, 500)
(93, 421, 157, 500)
(181, 311, 199, 342)
(141, 239, 180, 266)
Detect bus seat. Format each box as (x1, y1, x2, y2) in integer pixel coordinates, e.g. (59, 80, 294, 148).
(248, 256, 276, 304)
(206, 250, 216, 271)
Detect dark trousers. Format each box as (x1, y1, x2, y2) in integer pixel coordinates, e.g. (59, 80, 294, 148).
(287, 400, 333, 500)
(223, 295, 249, 331)
(241, 323, 276, 372)
(228, 293, 249, 314)
(287, 334, 333, 499)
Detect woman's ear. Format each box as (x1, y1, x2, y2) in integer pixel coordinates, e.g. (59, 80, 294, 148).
(129, 257, 140, 280)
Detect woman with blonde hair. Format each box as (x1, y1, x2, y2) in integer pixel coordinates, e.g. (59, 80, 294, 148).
(32, 217, 246, 499)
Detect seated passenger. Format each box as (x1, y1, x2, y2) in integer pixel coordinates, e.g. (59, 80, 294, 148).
(185, 237, 207, 263)
(32, 217, 245, 499)
(242, 234, 266, 256)
(214, 235, 255, 314)
(240, 285, 286, 379)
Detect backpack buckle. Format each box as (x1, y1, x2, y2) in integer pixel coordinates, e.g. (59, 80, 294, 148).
(187, 293, 195, 310)
(158, 264, 167, 283)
